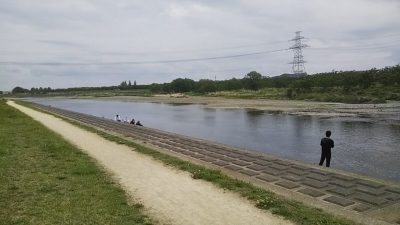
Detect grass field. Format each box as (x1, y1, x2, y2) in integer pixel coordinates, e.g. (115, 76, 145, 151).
(205, 86, 400, 103)
(0, 99, 153, 225)
(16, 100, 359, 225)
(205, 88, 286, 99)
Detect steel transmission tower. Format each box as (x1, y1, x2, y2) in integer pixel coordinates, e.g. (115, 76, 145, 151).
(289, 31, 308, 76)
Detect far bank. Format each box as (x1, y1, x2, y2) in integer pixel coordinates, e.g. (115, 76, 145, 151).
(80, 95, 400, 120)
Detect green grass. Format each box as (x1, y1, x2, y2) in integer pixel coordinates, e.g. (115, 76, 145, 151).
(16, 100, 359, 225)
(0, 99, 153, 225)
(287, 86, 393, 103)
(203, 86, 400, 104)
(194, 86, 400, 103)
(206, 88, 286, 99)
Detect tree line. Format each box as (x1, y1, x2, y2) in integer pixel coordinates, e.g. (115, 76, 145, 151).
(149, 65, 400, 94)
(10, 65, 400, 102)
(11, 80, 143, 94)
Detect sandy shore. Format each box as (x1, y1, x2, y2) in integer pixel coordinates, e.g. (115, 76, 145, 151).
(9, 101, 292, 225)
(89, 95, 400, 122)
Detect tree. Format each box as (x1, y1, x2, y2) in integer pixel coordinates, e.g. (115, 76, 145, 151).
(244, 71, 263, 90)
(149, 83, 163, 93)
(196, 79, 216, 93)
(128, 80, 132, 86)
(219, 78, 243, 91)
(12, 86, 28, 94)
(119, 81, 128, 88)
(292, 78, 311, 90)
(30, 87, 38, 94)
(245, 71, 262, 80)
(170, 78, 195, 93)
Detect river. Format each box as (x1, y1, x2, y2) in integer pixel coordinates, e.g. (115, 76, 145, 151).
(29, 98, 400, 182)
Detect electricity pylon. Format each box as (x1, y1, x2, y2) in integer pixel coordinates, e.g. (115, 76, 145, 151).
(289, 31, 308, 76)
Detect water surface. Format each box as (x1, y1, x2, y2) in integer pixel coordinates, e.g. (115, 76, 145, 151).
(30, 98, 400, 181)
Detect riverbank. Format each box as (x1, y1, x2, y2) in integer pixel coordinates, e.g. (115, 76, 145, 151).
(20, 100, 397, 225)
(0, 100, 153, 225)
(72, 95, 398, 120)
(9, 100, 294, 225)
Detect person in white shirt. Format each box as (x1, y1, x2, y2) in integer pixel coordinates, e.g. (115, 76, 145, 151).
(115, 114, 121, 122)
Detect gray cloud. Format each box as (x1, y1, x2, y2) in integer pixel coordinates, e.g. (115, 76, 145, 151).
(0, 0, 399, 90)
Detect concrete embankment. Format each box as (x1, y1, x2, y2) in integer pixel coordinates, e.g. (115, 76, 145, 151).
(19, 101, 400, 225)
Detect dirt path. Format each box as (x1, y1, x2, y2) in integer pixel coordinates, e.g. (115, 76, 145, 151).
(9, 101, 292, 225)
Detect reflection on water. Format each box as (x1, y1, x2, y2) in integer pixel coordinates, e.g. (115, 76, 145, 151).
(30, 98, 400, 181)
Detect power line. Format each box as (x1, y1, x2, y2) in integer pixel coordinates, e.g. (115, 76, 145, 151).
(309, 41, 400, 51)
(124, 67, 259, 77)
(99, 40, 289, 55)
(0, 48, 290, 66)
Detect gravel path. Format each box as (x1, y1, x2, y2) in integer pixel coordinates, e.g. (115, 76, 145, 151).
(9, 101, 292, 225)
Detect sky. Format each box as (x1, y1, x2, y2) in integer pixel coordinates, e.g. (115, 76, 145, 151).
(1, 0, 400, 91)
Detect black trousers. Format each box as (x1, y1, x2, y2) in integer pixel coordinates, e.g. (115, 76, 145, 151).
(319, 149, 331, 167)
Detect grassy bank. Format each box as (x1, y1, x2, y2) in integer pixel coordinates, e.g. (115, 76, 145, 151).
(5, 85, 399, 104)
(17, 100, 358, 225)
(284, 86, 400, 103)
(205, 88, 285, 99)
(204, 86, 400, 103)
(0, 99, 153, 225)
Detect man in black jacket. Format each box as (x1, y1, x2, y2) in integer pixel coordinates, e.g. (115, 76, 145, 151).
(319, 130, 334, 167)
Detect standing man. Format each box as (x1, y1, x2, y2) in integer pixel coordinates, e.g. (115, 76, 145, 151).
(319, 130, 334, 167)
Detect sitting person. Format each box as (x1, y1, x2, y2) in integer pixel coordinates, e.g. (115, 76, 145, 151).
(115, 114, 121, 122)
(135, 121, 143, 126)
(130, 118, 135, 124)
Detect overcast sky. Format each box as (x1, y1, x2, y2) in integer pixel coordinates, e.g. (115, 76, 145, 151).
(1, 0, 400, 91)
